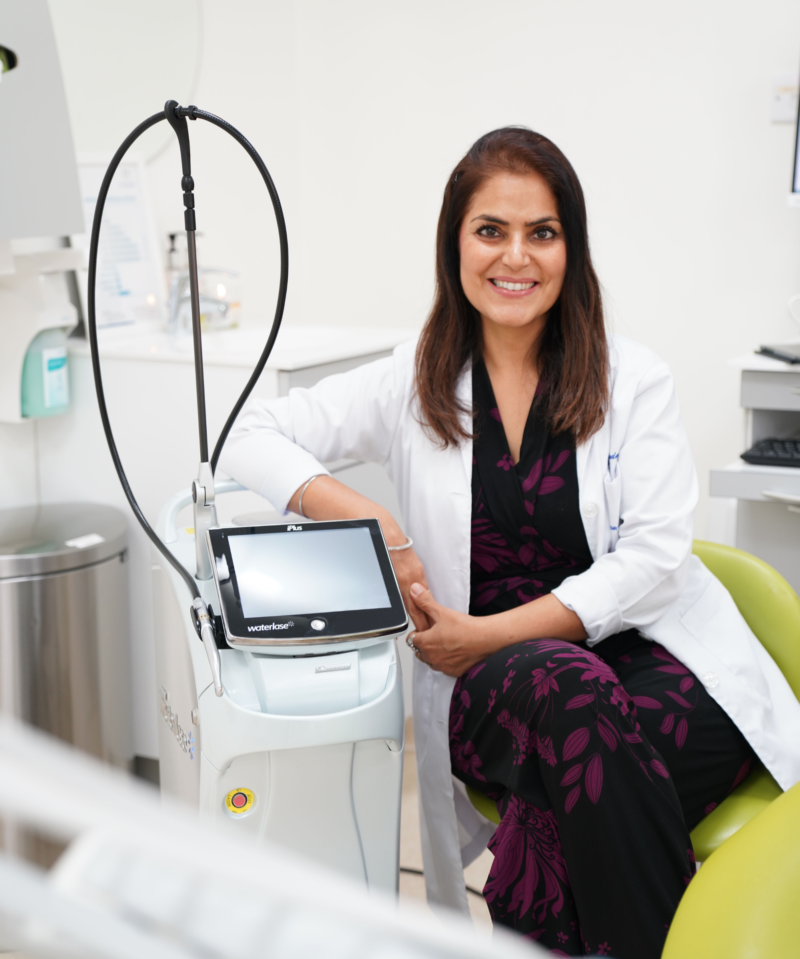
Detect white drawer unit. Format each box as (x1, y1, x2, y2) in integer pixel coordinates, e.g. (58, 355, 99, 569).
(741, 370, 800, 412)
(710, 351, 800, 593)
(710, 461, 800, 503)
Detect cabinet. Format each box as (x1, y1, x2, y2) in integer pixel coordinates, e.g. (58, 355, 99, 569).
(710, 354, 800, 593)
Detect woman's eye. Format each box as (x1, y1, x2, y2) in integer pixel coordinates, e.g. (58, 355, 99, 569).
(476, 225, 501, 238)
(532, 227, 556, 240)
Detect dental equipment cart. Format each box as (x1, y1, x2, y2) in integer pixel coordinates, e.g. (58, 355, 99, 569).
(87, 102, 407, 892)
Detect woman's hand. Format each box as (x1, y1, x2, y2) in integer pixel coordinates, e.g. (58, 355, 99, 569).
(407, 584, 588, 677)
(390, 549, 432, 632)
(407, 583, 489, 677)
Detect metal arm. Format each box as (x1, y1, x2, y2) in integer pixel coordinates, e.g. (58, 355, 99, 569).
(192, 462, 218, 581)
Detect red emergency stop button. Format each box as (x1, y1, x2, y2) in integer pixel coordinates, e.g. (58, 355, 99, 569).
(225, 787, 255, 816)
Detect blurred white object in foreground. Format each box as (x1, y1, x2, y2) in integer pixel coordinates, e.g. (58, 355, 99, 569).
(0, 718, 540, 959)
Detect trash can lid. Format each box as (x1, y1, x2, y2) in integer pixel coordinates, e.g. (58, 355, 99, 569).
(0, 503, 128, 579)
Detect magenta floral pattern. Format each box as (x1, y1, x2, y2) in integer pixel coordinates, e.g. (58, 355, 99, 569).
(448, 362, 755, 957)
(450, 637, 754, 956)
(484, 795, 576, 954)
(469, 362, 594, 618)
(472, 449, 577, 609)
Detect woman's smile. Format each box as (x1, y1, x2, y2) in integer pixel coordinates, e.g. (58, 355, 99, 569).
(489, 276, 539, 295)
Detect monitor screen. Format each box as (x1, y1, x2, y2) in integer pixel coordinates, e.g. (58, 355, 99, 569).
(227, 526, 392, 618)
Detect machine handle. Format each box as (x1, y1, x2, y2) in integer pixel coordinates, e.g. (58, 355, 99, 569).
(193, 598, 224, 697)
(162, 479, 244, 544)
(761, 489, 800, 506)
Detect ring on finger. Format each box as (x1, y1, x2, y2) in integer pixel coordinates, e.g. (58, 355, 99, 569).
(406, 633, 418, 652)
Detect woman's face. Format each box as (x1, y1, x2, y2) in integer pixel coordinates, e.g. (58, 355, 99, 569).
(458, 171, 567, 335)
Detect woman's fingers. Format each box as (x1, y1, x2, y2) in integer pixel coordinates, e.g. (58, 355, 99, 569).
(407, 583, 436, 631)
(407, 602, 431, 632)
(409, 582, 440, 619)
(408, 598, 487, 677)
(390, 548, 432, 631)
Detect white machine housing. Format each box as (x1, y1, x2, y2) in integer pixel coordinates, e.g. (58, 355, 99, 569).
(152, 481, 406, 893)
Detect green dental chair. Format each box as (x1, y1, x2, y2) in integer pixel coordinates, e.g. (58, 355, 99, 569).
(662, 773, 800, 958)
(466, 541, 800, 864)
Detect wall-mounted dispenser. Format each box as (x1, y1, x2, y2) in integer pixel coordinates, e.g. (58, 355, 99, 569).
(0, 248, 82, 423)
(0, 0, 87, 423)
(21, 327, 70, 419)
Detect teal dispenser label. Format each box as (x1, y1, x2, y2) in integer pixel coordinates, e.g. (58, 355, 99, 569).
(42, 348, 69, 409)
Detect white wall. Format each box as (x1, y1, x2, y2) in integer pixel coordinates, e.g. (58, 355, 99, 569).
(4, 1, 800, 545)
(287, 0, 800, 540)
(0, 421, 37, 510)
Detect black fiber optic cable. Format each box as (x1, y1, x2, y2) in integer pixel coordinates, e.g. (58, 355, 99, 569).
(173, 105, 289, 473)
(86, 111, 201, 599)
(87, 103, 289, 606)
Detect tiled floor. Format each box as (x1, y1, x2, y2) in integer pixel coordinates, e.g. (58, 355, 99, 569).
(399, 719, 494, 933)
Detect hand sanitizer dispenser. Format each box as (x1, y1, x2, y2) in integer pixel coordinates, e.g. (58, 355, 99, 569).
(0, 249, 81, 424)
(20, 327, 70, 419)
(0, 0, 86, 423)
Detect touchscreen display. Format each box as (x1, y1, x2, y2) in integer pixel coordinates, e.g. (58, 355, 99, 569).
(227, 527, 392, 618)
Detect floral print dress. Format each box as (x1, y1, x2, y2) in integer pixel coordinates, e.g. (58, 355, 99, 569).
(449, 362, 754, 959)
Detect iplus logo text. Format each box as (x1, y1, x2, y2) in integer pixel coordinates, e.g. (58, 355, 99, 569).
(248, 621, 295, 633)
(287, 524, 302, 531)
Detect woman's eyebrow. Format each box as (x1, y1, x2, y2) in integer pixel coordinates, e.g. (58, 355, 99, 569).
(469, 214, 562, 227)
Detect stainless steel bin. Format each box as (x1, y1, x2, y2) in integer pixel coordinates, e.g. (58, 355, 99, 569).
(0, 503, 132, 768)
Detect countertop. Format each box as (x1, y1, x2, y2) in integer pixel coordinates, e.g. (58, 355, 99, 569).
(69, 324, 418, 370)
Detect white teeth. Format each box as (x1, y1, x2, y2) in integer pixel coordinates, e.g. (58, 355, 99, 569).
(492, 279, 536, 291)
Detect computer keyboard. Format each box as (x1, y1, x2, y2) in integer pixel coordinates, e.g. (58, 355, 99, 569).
(741, 438, 800, 467)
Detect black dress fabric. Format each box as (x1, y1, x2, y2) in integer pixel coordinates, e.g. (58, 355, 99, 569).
(469, 359, 593, 614)
(449, 362, 754, 959)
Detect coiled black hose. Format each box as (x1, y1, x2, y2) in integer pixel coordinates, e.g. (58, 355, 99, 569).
(87, 104, 289, 600)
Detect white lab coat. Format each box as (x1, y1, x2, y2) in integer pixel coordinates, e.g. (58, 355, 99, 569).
(220, 333, 800, 916)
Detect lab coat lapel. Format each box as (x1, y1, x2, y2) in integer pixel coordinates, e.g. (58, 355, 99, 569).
(574, 343, 620, 563)
(456, 363, 473, 489)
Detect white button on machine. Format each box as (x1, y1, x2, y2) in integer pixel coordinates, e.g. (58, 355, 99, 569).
(310, 619, 325, 631)
(702, 671, 719, 689)
(581, 501, 599, 518)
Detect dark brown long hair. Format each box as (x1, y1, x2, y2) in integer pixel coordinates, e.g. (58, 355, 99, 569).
(415, 127, 608, 447)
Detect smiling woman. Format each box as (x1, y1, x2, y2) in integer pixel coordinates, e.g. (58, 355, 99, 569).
(219, 125, 800, 959)
(458, 171, 568, 464)
(415, 128, 608, 453)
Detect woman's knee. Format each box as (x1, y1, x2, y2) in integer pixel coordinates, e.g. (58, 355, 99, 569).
(496, 640, 614, 691)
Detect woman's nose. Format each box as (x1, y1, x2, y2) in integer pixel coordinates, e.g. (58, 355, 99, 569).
(502, 236, 530, 270)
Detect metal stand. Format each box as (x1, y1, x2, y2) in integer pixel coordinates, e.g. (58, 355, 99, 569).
(163, 101, 222, 694)
(164, 100, 218, 586)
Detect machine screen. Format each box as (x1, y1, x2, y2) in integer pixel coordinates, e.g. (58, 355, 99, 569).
(207, 518, 407, 647)
(228, 526, 392, 618)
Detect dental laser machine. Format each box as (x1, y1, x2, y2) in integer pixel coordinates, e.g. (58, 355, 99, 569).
(87, 102, 407, 891)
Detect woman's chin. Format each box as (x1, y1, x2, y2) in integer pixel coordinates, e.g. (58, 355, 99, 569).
(480, 310, 550, 335)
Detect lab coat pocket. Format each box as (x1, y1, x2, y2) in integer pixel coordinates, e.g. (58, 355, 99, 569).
(604, 473, 622, 540)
